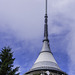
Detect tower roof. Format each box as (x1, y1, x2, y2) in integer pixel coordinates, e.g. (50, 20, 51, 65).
(25, 0, 67, 75)
(29, 0, 61, 71)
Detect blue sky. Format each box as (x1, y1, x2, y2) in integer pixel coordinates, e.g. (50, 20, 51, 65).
(0, 0, 75, 75)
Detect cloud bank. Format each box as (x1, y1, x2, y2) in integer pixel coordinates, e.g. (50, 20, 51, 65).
(0, 0, 75, 75)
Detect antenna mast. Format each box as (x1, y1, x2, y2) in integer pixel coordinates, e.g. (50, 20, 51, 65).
(43, 0, 49, 42)
(46, 0, 47, 15)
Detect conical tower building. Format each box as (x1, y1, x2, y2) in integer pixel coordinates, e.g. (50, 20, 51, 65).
(25, 0, 67, 75)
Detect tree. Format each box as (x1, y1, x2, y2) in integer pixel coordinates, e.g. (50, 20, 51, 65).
(0, 47, 20, 75)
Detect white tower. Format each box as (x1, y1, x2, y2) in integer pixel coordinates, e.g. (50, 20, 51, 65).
(25, 0, 67, 75)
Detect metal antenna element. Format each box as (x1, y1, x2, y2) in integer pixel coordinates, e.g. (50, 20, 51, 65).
(43, 0, 49, 42)
(46, 0, 47, 14)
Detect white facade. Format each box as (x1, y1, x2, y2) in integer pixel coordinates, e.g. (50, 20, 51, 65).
(35, 52, 57, 64)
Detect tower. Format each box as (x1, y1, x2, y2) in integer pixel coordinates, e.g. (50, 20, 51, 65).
(25, 0, 67, 75)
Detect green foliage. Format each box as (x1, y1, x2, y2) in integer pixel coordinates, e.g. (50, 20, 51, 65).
(0, 47, 20, 75)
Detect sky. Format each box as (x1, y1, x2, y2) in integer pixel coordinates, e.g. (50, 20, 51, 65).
(0, 0, 75, 75)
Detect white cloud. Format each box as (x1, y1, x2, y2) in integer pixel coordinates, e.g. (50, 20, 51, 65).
(0, 0, 44, 40)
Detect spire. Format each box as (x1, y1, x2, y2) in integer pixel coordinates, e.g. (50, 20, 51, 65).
(42, 0, 51, 53)
(25, 0, 67, 75)
(45, 0, 47, 15)
(43, 0, 49, 42)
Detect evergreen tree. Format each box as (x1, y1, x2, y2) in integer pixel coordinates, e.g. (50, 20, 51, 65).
(0, 47, 20, 75)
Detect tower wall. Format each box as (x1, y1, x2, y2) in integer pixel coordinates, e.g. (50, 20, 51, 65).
(25, 70, 67, 75)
